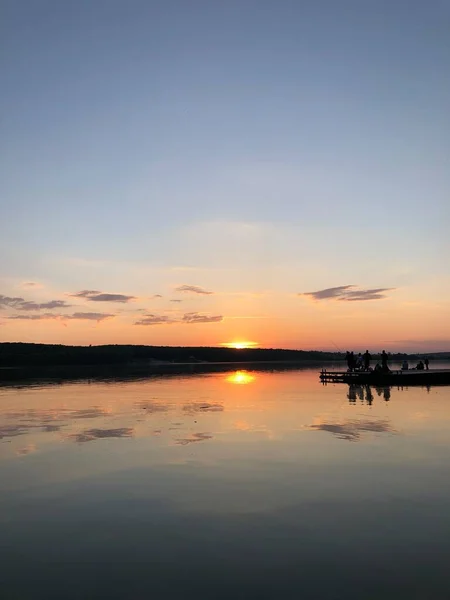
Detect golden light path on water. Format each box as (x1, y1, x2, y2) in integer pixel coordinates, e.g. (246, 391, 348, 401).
(226, 370, 256, 384)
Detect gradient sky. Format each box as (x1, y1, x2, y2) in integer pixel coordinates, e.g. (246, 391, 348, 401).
(1, 0, 449, 351)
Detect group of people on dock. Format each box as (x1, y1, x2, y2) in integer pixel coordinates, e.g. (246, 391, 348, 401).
(346, 350, 389, 373)
(401, 358, 429, 371)
(347, 350, 430, 373)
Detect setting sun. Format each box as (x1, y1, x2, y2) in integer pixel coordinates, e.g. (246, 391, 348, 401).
(221, 341, 259, 350)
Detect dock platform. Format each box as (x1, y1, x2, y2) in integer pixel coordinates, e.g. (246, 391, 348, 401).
(319, 368, 450, 386)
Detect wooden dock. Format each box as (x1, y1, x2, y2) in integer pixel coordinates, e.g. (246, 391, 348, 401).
(319, 368, 450, 386)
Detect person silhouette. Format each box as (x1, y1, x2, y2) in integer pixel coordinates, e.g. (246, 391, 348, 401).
(346, 351, 352, 371)
(356, 353, 363, 370)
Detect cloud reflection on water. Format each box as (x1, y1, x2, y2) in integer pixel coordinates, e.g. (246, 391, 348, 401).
(0, 407, 110, 440)
(183, 402, 223, 414)
(0, 371, 442, 458)
(175, 432, 213, 445)
(0, 424, 30, 439)
(136, 401, 171, 413)
(309, 418, 397, 442)
(16, 444, 37, 456)
(68, 428, 134, 443)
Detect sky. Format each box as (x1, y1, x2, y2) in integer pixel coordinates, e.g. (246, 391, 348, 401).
(1, 0, 449, 352)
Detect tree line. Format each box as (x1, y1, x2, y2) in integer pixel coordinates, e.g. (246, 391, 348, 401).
(0, 343, 445, 368)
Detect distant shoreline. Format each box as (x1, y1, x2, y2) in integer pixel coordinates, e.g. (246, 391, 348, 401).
(1, 342, 448, 384)
(0, 359, 342, 384)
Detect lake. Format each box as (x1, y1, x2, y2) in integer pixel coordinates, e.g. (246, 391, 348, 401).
(1, 366, 450, 599)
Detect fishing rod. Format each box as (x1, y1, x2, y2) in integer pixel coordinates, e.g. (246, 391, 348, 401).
(330, 340, 343, 354)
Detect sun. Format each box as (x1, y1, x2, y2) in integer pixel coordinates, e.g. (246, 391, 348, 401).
(221, 341, 259, 350)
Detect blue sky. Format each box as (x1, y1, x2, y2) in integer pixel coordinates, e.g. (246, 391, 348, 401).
(1, 0, 449, 350)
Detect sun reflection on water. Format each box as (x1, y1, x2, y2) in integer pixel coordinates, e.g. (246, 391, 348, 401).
(226, 370, 256, 385)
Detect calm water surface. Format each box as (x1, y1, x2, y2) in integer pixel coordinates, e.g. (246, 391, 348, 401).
(1, 366, 450, 599)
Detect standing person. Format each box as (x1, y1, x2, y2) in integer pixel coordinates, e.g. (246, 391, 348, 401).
(346, 351, 352, 371)
(350, 351, 356, 371)
(356, 353, 363, 370)
(363, 350, 371, 371)
(424, 357, 429, 370)
(381, 350, 389, 372)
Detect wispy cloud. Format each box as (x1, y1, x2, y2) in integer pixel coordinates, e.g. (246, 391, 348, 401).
(174, 285, 213, 295)
(20, 282, 42, 289)
(135, 312, 223, 326)
(19, 300, 72, 311)
(7, 312, 114, 322)
(135, 314, 175, 326)
(182, 312, 223, 324)
(7, 314, 59, 320)
(340, 288, 395, 301)
(0, 295, 32, 309)
(64, 312, 115, 321)
(301, 285, 394, 302)
(0, 294, 72, 311)
(70, 290, 136, 303)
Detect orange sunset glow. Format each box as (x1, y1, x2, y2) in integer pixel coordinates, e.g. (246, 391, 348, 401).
(221, 341, 259, 349)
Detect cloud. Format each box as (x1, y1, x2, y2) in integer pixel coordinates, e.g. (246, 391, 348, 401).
(170, 299, 182, 303)
(301, 285, 394, 302)
(7, 312, 114, 322)
(301, 285, 354, 300)
(340, 288, 395, 301)
(7, 313, 59, 320)
(309, 418, 396, 441)
(20, 282, 42, 289)
(68, 427, 134, 443)
(71, 289, 100, 296)
(174, 285, 213, 295)
(135, 312, 223, 325)
(70, 290, 136, 303)
(135, 314, 175, 326)
(0, 294, 72, 311)
(182, 312, 223, 324)
(18, 300, 72, 311)
(64, 312, 114, 321)
(0, 295, 29, 309)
